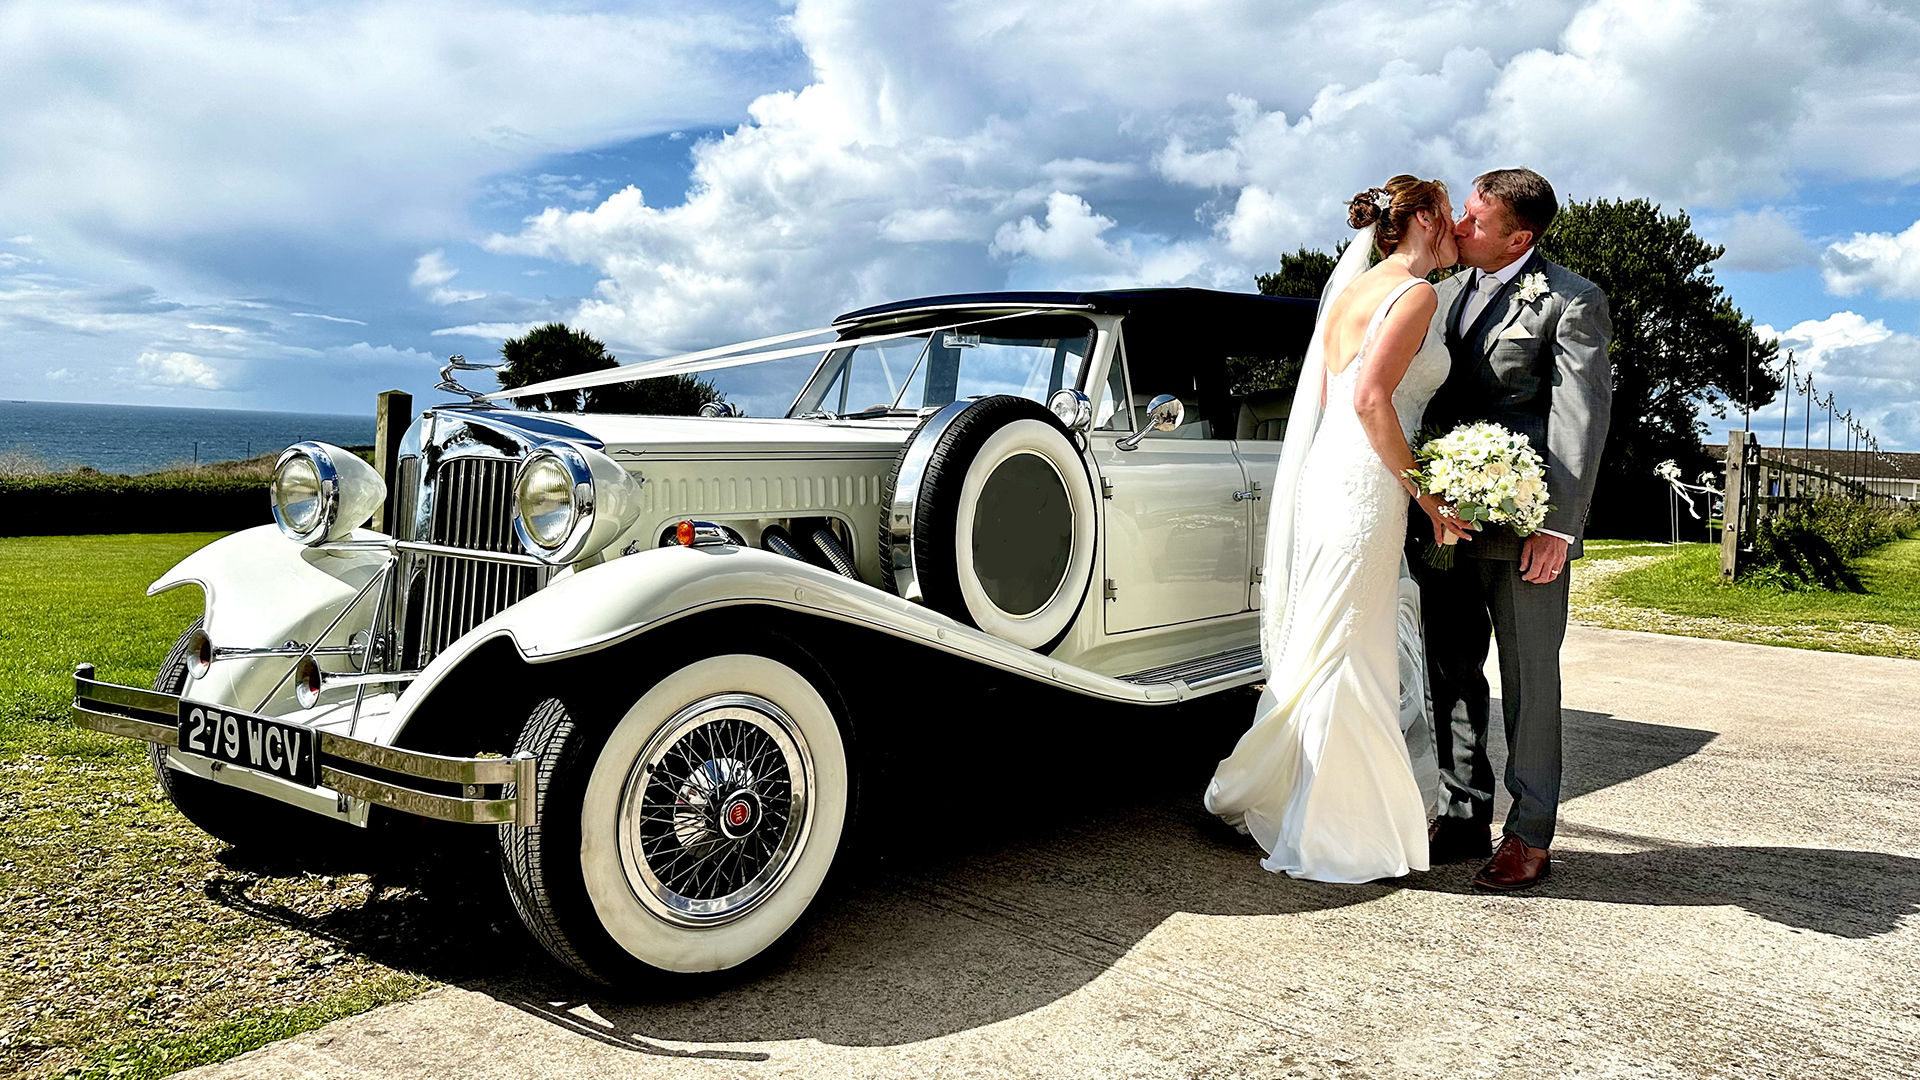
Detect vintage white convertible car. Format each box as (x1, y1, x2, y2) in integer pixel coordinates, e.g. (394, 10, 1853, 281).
(74, 287, 1316, 984)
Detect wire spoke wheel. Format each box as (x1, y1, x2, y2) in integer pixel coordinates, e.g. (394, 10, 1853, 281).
(617, 693, 813, 927)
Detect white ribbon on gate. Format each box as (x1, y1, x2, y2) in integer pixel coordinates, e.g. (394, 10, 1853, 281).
(1655, 459, 1722, 519)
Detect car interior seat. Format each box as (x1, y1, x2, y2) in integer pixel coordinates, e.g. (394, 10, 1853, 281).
(1234, 388, 1292, 442)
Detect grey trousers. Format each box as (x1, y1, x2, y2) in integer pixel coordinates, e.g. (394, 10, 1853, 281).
(1416, 554, 1570, 849)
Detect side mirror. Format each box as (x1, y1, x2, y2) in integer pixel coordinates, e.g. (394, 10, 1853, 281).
(1116, 394, 1185, 451)
(698, 400, 745, 418)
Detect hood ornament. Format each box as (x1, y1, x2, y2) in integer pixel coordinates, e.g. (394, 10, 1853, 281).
(436, 355, 503, 408)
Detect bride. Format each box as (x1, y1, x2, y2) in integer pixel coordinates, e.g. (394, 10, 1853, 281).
(1205, 175, 1473, 883)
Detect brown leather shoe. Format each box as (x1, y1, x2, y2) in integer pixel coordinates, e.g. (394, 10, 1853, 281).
(1472, 833, 1552, 890)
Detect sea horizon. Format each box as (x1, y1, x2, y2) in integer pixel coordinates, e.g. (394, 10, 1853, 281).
(0, 399, 379, 475)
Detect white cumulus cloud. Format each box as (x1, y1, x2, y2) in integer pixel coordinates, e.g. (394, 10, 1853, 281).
(483, 0, 1920, 367)
(1821, 219, 1920, 300)
(410, 251, 486, 305)
(135, 350, 224, 390)
(1759, 312, 1920, 448)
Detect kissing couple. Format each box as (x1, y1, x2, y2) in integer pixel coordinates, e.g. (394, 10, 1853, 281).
(1205, 168, 1614, 891)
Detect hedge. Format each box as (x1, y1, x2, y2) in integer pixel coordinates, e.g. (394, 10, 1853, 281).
(0, 472, 271, 537)
(1745, 498, 1920, 591)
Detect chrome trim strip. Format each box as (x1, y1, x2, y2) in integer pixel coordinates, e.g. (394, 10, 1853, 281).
(321, 670, 418, 692)
(1118, 644, 1263, 687)
(317, 734, 515, 785)
(72, 668, 537, 826)
(883, 398, 974, 603)
(319, 538, 547, 567)
(1183, 661, 1264, 691)
(322, 770, 516, 825)
(75, 674, 180, 720)
(71, 684, 176, 745)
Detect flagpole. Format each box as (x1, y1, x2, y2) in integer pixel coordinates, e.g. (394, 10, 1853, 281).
(1743, 340, 1751, 433)
(1780, 350, 1793, 450)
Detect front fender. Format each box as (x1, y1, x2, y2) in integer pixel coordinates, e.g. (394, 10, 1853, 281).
(150, 524, 390, 711)
(380, 545, 1181, 745)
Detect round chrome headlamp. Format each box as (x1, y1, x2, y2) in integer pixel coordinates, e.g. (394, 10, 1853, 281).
(511, 441, 642, 565)
(1048, 388, 1092, 433)
(270, 442, 387, 546)
(515, 450, 586, 553)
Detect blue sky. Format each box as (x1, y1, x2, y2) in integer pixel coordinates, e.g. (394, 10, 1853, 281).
(2, 0, 1917, 447)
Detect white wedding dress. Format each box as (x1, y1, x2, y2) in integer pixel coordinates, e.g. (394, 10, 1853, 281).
(1205, 247, 1450, 883)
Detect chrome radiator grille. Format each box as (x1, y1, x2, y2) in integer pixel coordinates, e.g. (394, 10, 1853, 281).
(416, 457, 542, 665)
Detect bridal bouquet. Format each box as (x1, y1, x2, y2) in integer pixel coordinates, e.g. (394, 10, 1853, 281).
(1402, 422, 1552, 569)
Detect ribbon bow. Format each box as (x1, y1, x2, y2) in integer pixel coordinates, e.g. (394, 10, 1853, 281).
(1654, 460, 1721, 519)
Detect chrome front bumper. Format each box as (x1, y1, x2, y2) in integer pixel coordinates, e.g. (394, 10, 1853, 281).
(72, 665, 538, 828)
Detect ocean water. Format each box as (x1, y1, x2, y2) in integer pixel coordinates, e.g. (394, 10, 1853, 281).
(0, 400, 377, 475)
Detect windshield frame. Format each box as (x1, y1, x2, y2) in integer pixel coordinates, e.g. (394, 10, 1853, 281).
(786, 309, 1100, 420)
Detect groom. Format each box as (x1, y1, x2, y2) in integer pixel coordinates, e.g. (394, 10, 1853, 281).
(1415, 168, 1612, 890)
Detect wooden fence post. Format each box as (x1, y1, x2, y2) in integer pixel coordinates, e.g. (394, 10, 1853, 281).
(372, 389, 412, 533)
(1720, 430, 1750, 583)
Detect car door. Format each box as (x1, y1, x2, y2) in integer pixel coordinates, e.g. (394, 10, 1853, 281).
(1092, 337, 1254, 634)
(1230, 388, 1290, 609)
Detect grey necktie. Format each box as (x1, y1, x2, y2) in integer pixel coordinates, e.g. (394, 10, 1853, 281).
(1458, 271, 1504, 336)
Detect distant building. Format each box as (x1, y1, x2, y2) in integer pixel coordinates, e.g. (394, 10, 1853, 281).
(1705, 443, 1920, 502)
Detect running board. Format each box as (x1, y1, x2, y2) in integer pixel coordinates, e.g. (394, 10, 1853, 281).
(1118, 644, 1262, 691)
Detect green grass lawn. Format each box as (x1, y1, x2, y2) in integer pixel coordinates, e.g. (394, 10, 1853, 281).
(0, 534, 496, 1080)
(1574, 537, 1920, 659)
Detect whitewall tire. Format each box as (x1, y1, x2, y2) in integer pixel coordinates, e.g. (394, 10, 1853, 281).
(879, 395, 1097, 653)
(951, 420, 1099, 649)
(502, 651, 850, 982)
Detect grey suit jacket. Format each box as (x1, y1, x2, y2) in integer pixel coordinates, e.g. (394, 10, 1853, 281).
(1422, 252, 1613, 560)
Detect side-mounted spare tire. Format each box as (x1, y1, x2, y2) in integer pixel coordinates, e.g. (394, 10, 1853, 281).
(879, 395, 1098, 652)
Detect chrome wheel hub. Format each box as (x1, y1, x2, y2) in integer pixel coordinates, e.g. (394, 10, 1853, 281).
(618, 693, 813, 927)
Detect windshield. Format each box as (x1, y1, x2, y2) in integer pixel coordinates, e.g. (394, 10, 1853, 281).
(789, 314, 1094, 419)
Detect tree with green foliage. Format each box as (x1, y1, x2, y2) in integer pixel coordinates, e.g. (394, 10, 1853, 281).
(1256, 244, 1346, 301)
(494, 323, 723, 415)
(1539, 198, 1779, 537)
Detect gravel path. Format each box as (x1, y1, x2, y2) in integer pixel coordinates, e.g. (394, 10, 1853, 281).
(178, 625, 1920, 1080)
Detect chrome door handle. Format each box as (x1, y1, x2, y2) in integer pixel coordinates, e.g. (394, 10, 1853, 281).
(1233, 490, 1260, 501)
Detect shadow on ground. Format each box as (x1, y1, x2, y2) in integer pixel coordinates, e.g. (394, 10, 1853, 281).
(203, 697, 1920, 1058)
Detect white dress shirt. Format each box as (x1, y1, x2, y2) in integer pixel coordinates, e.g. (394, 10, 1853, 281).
(1455, 249, 1573, 548)
(1456, 248, 1533, 337)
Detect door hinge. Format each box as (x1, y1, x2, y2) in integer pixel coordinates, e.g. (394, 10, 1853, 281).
(1100, 476, 1114, 499)
(1103, 578, 1118, 601)
(1252, 566, 1264, 583)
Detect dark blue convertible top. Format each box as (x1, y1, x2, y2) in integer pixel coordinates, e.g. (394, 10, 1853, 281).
(837, 287, 1317, 356)
(838, 287, 1314, 323)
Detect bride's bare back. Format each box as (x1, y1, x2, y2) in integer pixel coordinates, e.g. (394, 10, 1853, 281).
(1321, 265, 1435, 380)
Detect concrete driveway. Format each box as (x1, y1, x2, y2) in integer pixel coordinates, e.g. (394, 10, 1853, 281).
(182, 625, 1920, 1079)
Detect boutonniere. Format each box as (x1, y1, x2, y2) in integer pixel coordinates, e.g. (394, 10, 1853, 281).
(1515, 271, 1550, 304)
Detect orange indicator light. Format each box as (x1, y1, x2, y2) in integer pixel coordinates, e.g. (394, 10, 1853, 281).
(676, 520, 696, 546)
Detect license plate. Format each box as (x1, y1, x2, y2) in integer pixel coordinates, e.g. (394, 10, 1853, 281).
(176, 701, 319, 787)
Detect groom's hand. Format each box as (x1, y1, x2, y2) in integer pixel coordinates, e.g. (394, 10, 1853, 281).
(1519, 532, 1570, 584)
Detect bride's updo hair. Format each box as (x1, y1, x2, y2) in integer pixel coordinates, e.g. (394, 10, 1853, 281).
(1346, 175, 1450, 256)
